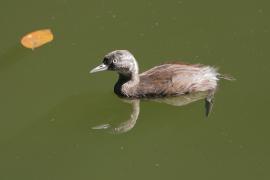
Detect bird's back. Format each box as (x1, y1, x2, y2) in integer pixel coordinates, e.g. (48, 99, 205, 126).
(135, 63, 219, 98)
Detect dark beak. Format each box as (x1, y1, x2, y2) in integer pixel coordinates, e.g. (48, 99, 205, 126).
(90, 63, 108, 73)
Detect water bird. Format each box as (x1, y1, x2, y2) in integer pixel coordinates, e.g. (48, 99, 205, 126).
(90, 50, 233, 116)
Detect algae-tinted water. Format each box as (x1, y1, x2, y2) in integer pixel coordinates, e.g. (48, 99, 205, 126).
(0, 0, 269, 179)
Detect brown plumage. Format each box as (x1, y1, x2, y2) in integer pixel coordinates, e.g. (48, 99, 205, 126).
(90, 50, 233, 116)
(135, 64, 218, 98)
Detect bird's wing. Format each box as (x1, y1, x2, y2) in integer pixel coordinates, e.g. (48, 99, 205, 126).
(138, 64, 203, 97)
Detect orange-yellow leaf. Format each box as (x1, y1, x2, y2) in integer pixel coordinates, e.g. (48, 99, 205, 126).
(21, 29, 54, 49)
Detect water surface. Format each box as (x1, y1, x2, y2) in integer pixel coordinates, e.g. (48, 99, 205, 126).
(0, 0, 269, 179)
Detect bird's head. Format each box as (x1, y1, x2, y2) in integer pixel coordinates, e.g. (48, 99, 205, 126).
(90, 50, 139, 76)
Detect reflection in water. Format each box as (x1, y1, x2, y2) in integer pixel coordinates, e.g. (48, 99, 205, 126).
(113, 99, 140, 134)
(92, 99, 140, 134)
(92, 92, 209, 134)
(153, 91, 208, 106)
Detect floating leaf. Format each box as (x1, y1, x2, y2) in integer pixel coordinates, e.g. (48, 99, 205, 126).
(21, 29, 54, 49)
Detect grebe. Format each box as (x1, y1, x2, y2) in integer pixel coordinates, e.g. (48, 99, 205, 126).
(90, 50, 233, 116)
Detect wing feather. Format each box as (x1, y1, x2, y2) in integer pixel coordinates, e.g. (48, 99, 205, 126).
(137, 64, 218, 97)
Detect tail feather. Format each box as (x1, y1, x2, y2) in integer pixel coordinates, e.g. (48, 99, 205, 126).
(218, 74, 236, 81)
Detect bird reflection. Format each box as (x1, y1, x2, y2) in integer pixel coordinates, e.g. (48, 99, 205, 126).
(92, 91, 209, 134)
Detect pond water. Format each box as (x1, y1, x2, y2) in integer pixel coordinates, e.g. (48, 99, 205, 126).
(0, 0, 269, 179)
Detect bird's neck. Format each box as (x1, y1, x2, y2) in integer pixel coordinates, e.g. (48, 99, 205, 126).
(114, 59, 140, 97)
(119, 59, 140, 85)
(115, 71, 139, 97)
(118, 71, 139, 86)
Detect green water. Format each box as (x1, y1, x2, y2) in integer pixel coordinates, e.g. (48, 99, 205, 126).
(0, 0, 269, 179)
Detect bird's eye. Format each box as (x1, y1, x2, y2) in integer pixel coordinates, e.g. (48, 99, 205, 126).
(112, 59, 117, 63)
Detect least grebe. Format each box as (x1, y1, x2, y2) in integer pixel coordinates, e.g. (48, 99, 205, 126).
(90, 50, 233, 114)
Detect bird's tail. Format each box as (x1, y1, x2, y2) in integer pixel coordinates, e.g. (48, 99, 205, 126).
(218, 74, 236, 81)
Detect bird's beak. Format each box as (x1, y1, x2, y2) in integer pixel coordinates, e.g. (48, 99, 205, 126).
(90, 63, 108, 73)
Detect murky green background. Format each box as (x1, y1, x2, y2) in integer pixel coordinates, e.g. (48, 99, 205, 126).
(0, 0, 269, 179)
